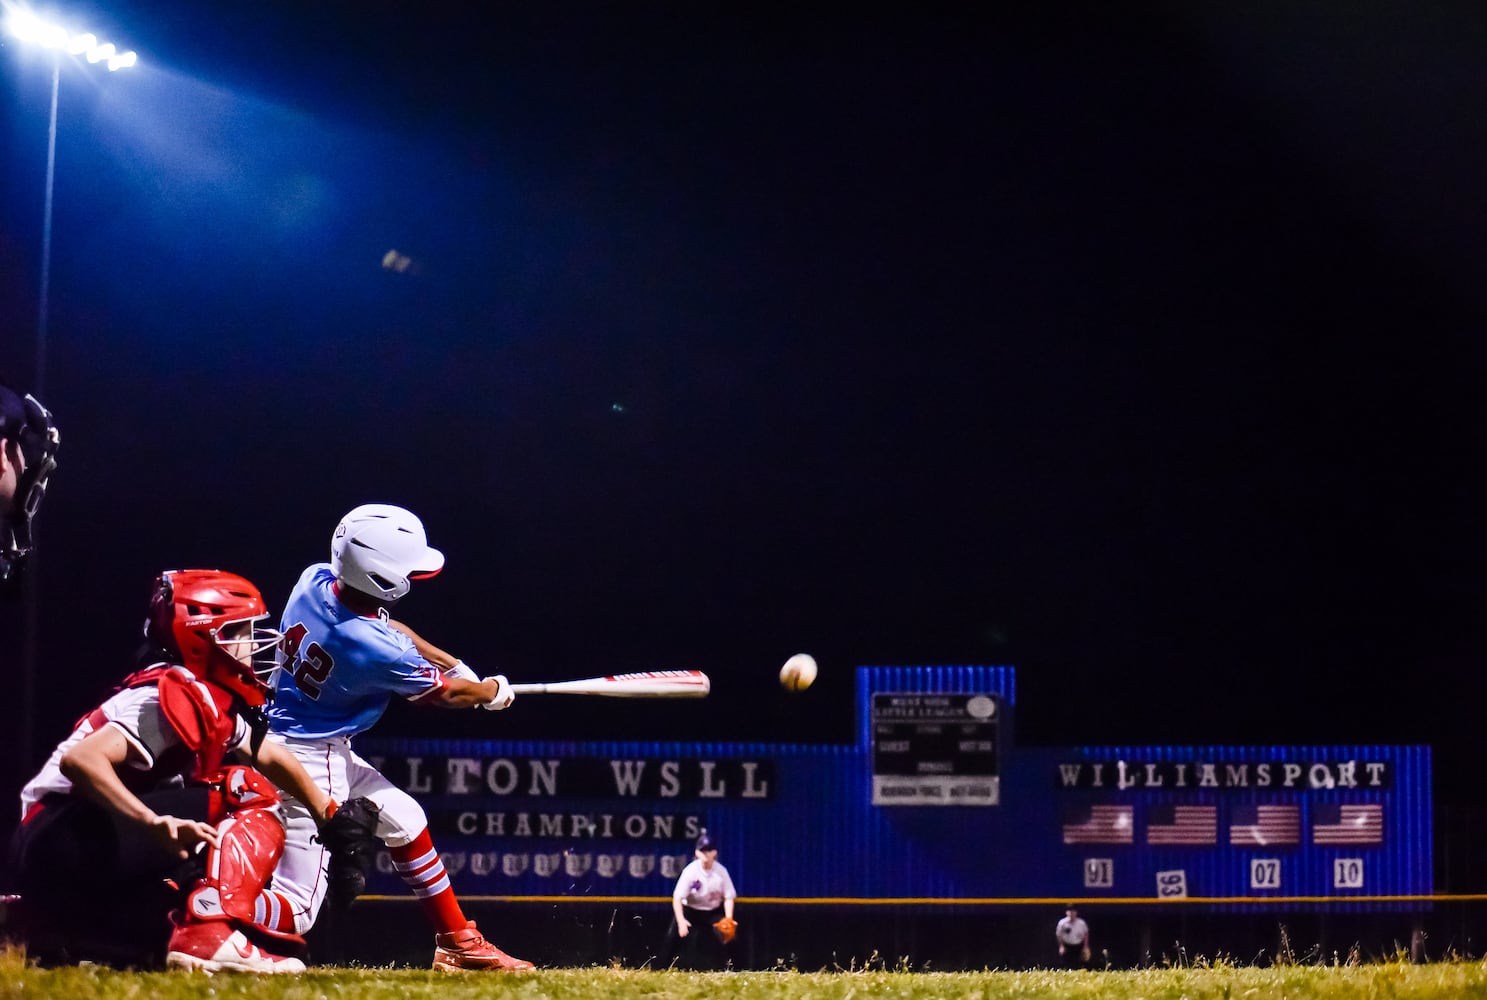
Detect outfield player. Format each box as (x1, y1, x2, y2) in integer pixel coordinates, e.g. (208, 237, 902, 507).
(0, 381, 59, 594)
(8, 570, 335, 972)
(257, 503, 534, 972)
(1055, 905, 1091, 967)
(663, 830, 737, 970)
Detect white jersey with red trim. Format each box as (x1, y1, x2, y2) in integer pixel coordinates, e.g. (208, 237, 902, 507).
(19, 677, 252, 818)
(265, 564, 444, 740)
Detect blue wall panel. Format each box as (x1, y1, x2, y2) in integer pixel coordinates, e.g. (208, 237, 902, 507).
(355, 666, 1429, 911)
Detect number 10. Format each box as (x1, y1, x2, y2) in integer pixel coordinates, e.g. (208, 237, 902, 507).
(1333, 858, 1364, 889)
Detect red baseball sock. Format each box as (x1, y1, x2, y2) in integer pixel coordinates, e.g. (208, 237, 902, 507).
(389, 829, 467, 934)
(253, 889, 301, 934)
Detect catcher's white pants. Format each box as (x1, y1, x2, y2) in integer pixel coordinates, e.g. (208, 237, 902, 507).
(265, 733, 430, 934)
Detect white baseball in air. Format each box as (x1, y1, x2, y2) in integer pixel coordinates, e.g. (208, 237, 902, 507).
(779, 653, 818, 692)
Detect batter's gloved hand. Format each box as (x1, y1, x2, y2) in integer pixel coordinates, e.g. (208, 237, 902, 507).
(479, 674, 515, 710)
(318, 796, 381, 909)
(712, 916, 738, 944)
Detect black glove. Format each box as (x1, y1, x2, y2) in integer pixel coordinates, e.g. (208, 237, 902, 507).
(317, 796, 381, 909)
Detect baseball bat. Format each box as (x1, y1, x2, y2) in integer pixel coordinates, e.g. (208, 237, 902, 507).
(509, 670, 710, 698)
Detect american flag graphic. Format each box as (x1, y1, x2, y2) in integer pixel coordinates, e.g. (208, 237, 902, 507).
(1312, 803, 1384, 845)
(1229, 803, 1301, 846)
(1145, 804, 1217, 845)
(1062, 804, 1133, 844)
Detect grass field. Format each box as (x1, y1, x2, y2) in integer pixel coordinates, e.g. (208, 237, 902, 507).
(6, 948, 1487, 1000)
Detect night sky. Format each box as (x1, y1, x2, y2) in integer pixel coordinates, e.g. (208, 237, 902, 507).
(3, 3, 1487, 814)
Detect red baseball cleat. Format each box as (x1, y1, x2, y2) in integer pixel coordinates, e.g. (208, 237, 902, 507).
(166, 919, 306, 975)
(432, 921, 534, 971)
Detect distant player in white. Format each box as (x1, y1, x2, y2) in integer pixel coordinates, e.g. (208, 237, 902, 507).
(258, 504, 533, 972)
(665, 830, 737, 970)
(1055, 905, 1091, 967)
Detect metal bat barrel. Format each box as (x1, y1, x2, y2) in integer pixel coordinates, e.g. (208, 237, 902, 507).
(509, 670, 710, 698)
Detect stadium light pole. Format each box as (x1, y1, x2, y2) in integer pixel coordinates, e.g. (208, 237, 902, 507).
(5, 8, 138, 397)
(4, 7, 137, 765)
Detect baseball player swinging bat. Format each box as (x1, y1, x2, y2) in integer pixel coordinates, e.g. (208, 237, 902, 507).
(509, 670, 710, 698)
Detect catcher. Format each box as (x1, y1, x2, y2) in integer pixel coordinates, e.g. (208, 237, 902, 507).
(664, 830, 737, 970)
(6, 570, 380, 972)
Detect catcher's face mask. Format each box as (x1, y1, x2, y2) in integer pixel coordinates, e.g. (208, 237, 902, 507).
(1, 392, 59, 587)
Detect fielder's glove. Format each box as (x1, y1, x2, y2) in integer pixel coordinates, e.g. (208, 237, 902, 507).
(317, 796, 381, 909)
(712, 916, 738, 945)
(480, 674, 515, 711)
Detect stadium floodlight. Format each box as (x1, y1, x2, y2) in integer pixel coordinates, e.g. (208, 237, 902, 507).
(5, 5, 140, 393)
(3, 9, 44, 42)
(4, 10, 138, 69)
(6, 0, 140, 784)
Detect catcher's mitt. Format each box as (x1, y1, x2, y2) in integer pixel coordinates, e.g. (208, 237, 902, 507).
(712, 916, 738, 945)
(318, 796, 381, 909)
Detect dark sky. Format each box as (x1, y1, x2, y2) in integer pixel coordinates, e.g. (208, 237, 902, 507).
(4, 3, 1487, 806)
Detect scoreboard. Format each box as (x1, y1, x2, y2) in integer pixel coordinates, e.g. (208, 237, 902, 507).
(356, 665, 1431, 909)
(870, 692, 1000, 805)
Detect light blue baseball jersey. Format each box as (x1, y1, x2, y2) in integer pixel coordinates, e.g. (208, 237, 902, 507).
(266, 563, 443, 739)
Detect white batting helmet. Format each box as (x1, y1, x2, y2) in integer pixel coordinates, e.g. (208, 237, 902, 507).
(330, 503, 445, 602)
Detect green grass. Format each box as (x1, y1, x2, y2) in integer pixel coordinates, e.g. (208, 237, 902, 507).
(6, 948, 1487, 999)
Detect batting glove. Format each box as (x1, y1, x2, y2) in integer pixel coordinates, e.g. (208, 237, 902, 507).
(480, 674, 515, 710)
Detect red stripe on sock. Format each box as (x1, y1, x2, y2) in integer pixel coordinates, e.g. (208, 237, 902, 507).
(388, 829, 467, 934)
(257, 890, 299, 933)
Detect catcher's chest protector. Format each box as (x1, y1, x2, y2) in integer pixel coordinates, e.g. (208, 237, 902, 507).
(149, 667, 238, 776)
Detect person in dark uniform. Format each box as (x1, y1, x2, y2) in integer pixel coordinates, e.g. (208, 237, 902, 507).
(0, 381, 59, 596)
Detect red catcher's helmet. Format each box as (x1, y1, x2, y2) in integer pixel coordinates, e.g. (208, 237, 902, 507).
(145, 569, 281, 706)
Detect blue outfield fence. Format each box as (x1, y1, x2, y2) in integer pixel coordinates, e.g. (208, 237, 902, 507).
(354, 665, 1432, 912)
